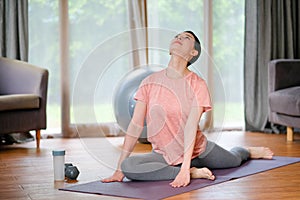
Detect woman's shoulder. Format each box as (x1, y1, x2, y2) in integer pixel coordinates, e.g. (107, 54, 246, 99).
(142, 69, 165, 82)
(188, 71, 207, 83)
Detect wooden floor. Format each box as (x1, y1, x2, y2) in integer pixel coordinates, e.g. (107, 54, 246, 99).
(0, 131, 299, 200)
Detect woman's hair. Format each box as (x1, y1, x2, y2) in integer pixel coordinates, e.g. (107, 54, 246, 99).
(184, 30, 201, 66)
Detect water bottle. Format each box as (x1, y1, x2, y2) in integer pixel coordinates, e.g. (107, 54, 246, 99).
(52, 150, 65, 181)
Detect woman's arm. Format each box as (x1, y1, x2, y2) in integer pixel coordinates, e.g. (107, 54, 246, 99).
(170, 106, 204, 187)
(116, 100, 147, 170)
(102, 101, 147, 182)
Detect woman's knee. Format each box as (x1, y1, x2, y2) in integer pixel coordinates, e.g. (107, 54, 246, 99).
(121, 157, 135, 174)
(121, 157, 146, 180)
(120, 157, 134, 179)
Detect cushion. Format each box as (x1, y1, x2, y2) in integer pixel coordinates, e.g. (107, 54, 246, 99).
(269, 86, 300, 116)
(0, 94, 40, 111)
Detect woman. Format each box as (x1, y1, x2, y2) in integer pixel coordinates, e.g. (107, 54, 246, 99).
(102, 31, 273, 188)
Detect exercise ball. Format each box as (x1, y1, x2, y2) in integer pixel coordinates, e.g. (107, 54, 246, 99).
(113, 66, 162, 143)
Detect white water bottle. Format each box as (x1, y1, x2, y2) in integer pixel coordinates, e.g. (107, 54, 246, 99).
(52, 150, 65, 181)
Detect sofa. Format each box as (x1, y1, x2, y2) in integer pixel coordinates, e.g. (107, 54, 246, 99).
(0, 57, 49, 148)
(268, 59, 300, 141)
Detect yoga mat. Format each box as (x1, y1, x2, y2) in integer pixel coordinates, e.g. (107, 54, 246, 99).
(59, 156, 300, 200)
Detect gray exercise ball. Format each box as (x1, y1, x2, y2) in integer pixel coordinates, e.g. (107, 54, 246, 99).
(113, 66, 162, 143)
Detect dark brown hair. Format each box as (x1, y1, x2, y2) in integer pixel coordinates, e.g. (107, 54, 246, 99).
(184, 30, 201, 66)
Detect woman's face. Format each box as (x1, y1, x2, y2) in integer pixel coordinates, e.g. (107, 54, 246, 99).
(169, 32, 198, 61)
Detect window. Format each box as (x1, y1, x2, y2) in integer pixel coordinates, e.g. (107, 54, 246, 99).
(28, 0, 245, 135)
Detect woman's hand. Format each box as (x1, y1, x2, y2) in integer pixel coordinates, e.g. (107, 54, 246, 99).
(170, 168, 191, 188)
(101, 170, 125, 183)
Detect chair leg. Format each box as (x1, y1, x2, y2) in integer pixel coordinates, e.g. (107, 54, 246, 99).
(287, 126, 294, 141)
(36, 130, 41, 148)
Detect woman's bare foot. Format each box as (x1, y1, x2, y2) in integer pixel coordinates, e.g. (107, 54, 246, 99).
(248, 147, 274, 159)
(190, 167, 215, 180)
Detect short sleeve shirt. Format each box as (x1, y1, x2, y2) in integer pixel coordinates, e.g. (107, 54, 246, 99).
(134, 69, 212, 165)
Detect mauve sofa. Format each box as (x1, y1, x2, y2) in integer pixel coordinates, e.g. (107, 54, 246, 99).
(268, 59, 300, 141)
(0, 57, 49, 148)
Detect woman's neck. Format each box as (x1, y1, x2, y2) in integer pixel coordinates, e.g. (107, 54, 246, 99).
(167, 55, 190, 78)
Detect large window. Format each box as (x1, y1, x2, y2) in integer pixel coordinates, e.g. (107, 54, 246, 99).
(28, 0, 245, 135)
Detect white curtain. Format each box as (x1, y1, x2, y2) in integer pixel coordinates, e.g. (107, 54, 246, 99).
(128, 0, 148, 67)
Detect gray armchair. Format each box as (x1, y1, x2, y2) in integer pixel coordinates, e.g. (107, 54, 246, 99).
(268, 59, 300, 141)
(0, 57, 49, 148)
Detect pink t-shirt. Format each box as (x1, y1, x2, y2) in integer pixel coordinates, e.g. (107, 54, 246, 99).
(134, 69, 212, 165)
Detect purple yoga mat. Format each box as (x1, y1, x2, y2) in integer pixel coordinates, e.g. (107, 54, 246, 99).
(59, 156, 300, 200)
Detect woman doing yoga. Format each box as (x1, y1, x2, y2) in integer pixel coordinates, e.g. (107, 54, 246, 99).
(102, 30, 274, 188)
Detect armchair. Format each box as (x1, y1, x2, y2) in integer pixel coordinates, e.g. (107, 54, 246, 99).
(0, 57, 49, 148)
(268, 59, 300, 141)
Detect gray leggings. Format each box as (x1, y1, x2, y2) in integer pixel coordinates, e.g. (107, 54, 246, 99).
(121, 141, 250, 181)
